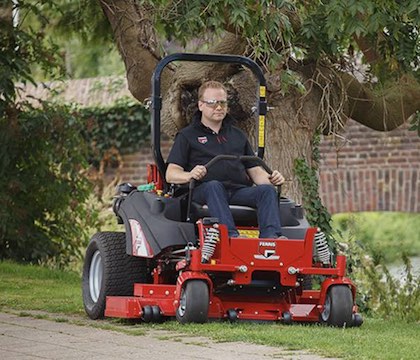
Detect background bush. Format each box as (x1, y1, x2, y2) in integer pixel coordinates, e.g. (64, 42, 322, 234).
(332, 212, 420, 321)
(332, 212, 420, 263)
(0, 102, 92, 267)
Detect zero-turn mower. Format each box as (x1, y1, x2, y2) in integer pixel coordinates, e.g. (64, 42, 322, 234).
(82, 53, 363, 327)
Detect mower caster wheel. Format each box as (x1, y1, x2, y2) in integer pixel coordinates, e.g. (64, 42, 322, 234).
(282, 311, 292, 325)
(142, 306, 153, 323)
(176, 280, 209, 324)
(352, 313, 363, 327)
(226, 309, 238, 322)
(321, 285, 353, 327)
(152, 305, 162, 323)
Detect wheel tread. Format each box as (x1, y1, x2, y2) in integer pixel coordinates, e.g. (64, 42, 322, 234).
(82, 231, 149, 319)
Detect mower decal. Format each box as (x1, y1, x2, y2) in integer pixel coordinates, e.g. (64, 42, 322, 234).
(254, 241, 280, 260)
(129, 219, 153, 257)
(197, 136, 208, 144)
(258, 115, 265, 147)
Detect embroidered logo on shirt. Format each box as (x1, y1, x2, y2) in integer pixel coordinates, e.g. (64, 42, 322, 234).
(197, 136, 208, 144)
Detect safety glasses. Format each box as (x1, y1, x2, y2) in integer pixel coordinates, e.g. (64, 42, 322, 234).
(201, 99, 228, 109)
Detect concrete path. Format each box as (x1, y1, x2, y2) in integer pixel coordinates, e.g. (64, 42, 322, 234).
(0, 312, 334, 360)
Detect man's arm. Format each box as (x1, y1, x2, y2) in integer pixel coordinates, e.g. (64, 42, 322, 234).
(166, 163, 207, 184)
(246, 166, 285, 186)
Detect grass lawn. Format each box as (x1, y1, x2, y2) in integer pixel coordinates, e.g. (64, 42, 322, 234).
(1, 260, 419, 359)
(0, 260, 83, 314)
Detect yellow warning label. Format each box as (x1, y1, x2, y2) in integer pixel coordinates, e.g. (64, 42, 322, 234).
(259, 86, 266, 98)
(258, 115, 265, 147)
(238, 229, 259, 237)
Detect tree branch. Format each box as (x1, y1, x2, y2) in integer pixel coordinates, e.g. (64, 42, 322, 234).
(99, 0, 165, 102)
(343, 73, 420, 130)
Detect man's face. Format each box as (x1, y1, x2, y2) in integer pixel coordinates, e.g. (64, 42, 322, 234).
(198, 87, 228, 123)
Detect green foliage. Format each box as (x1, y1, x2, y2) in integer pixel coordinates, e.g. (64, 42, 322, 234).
(143, 0, 420, 82)
(298, 0, 420, 79)
(79, 99, 150, 168)
(0, 102, 92, 266)
(145, 0, 296, 68)
(143, 0, 301, 92)
(0, 2, 64, 108)
(64, 39, 125, 79)
(294, 158, 332, 232)
(294, 134, 334, 248)
(337, 227, 420, 322)
(13, 0, 122, 80)
(0, 2, 93, 268)
(333, 212, 420, 263)
(409, 110, 420, 137)
(51, 0, 112, 44)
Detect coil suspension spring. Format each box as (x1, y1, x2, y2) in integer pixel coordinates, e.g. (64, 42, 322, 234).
(314, 230, 331, 265)
(201, 225, 220, 263)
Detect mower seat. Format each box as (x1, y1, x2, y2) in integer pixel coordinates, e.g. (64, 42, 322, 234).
(190, 202, 257, 226)
(190, 199, 302, 228)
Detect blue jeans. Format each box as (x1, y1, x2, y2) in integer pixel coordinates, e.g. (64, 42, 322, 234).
(192, 180, 282, 238)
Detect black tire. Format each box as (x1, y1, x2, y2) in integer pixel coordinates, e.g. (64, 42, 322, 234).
(142, 305, 153, 323)
(226, 309, 238, 322)
(82, 232, 149, 319)
(176, 280, 209, 324)
(302, 275, 313, 290)
(352, 313, 363, 327)
(282, 311, 293, 325)
(320, 285, 353, 327)
(151, 305, 162, 323)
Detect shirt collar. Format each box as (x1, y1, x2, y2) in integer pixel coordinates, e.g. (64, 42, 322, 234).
(192, 111, 234, 132)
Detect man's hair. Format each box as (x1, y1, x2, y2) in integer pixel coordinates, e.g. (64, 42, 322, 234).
(198, 81, 227, 100)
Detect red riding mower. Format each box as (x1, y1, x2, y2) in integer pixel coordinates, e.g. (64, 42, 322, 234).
(82, 53, 363, 327)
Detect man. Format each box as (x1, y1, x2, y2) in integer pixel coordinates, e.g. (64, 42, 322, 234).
(166, 80, 286, 239)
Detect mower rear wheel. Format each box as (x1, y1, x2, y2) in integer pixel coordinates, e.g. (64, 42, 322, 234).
(321, 285, 353, 327)
(176, 280, 209, 324)
(82, 232, 149, 319)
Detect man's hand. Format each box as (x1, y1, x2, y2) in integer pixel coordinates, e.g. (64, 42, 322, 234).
(268, 170, 285, 186)
(189, 165, 207, 181)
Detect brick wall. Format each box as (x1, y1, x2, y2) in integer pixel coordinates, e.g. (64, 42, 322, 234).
(104, 137, 173, 184)
(111, 120, 420, 214)
(319, 120, 419, 213)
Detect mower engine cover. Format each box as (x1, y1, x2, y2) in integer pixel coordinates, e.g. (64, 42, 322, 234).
(118, 191, 195, 257)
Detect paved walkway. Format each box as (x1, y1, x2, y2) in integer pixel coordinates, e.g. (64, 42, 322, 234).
(0, 312, 334, 360)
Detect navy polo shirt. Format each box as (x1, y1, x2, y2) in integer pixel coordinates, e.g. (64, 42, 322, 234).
(167, 112, 258, 187)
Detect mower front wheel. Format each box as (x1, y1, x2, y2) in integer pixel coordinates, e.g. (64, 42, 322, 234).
(320, 285, 353, 327)
(176, 280, 209, 324)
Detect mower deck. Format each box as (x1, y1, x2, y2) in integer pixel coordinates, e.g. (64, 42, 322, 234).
(104, 224, 357, 324)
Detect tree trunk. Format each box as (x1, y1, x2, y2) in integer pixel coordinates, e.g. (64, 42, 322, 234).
(99, 0, 168, 102)
(99, 2, 420, 203)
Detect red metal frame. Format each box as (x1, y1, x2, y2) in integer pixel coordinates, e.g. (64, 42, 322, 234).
(147, 164, 164, 191)
(105, 220, 358, 322)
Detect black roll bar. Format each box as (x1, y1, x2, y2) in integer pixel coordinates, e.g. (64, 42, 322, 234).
(150, 53, 268, 187)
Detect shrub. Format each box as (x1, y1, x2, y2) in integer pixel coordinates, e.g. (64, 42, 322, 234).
(333, 212, 420, 263)
(0, 102, 93, 267)
(334, 223, 420, 322)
